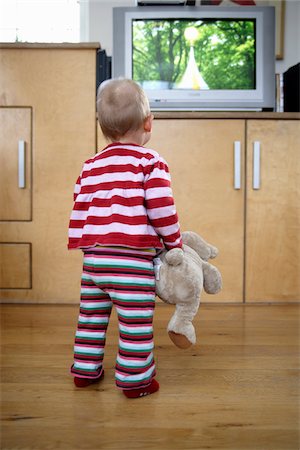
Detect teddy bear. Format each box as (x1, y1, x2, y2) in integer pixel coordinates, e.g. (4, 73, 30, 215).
(154, 231, 222, 349)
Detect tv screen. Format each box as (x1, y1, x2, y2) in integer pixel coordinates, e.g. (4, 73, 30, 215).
(132, 18, 256, 91)
(113, 6, 275, 111)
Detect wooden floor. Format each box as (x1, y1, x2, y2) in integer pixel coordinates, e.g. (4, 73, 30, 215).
(0, 303, 299, 450)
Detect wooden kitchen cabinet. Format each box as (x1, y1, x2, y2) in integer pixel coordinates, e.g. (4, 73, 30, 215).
(1, 46, 298, 305)
(0, 44, 99, 303)
(146, 116, 300, 303)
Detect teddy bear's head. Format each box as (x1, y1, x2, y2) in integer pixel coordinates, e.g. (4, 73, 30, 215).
(155, 231, 222, 349)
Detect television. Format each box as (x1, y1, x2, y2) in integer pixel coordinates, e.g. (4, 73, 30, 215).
(113, 6, 275, 111)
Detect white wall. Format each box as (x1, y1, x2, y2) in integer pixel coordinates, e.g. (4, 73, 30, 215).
(85, 0, 300, 74)
(88, 0, 135, 55)
(276, 0, 300, 73)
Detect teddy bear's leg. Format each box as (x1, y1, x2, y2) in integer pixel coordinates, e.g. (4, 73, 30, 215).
(168, 330, 193, 349)
(202, 261, 222, 294)
(167, 301, 199, 349)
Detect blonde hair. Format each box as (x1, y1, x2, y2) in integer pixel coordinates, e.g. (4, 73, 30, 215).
(97, 78, 151, 141)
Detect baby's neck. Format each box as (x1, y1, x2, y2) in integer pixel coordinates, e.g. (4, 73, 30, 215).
(118, 129, 150, 147)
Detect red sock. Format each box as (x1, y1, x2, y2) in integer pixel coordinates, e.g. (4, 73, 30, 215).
(123, 379, 159, 399)
(74, 371, 104, 388)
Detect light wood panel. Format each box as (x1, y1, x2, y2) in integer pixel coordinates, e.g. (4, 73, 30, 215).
(0, 48, 97, 302)
(1, 303, 299, 449)
(0, 107, 32, 221)
(0, 243, 31, 288)
(149, 119, 245, 302)
(246, 120, 300, 301)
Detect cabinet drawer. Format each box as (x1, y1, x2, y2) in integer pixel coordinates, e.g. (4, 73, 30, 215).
(0, 243, 32, 289)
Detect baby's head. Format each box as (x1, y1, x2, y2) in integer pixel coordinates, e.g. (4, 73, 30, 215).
(97, 78, 151, 142)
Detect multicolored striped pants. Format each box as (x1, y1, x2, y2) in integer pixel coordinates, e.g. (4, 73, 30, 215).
(71, 247, 157, 390)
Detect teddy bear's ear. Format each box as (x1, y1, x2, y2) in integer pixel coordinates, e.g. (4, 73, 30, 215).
(165, 248, 184, 266)
(182, 231, 218, 261)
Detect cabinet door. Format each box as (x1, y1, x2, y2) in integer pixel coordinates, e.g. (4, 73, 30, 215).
(150, 119, 245, 302)
(246, 120, 300, 301)
(0, 107, 32, 221)
(0, 243, 31, 289)
(0, 49, 96, 303)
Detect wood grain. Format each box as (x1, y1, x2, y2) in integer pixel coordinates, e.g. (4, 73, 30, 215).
(246, 120, 300, 301)
(1, 304, 299, 450)
(0, 243, 31, 289)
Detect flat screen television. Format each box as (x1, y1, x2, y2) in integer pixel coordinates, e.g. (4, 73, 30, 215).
(113, 6, 275, 111)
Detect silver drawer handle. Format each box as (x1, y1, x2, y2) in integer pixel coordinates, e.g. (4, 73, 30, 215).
(253, 141, 261, 190)
(234, 141, 241, 190)
(18, 140, 26, 189)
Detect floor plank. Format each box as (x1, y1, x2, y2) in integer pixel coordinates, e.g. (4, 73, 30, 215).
(0, 304, 299, 450)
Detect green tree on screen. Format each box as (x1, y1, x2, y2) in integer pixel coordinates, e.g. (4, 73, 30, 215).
(132, 19, 255, 90)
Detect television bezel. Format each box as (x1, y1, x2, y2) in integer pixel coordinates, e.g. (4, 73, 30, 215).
(113, 6, 275, 111)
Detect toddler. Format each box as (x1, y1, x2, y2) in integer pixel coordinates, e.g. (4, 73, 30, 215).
(68, 78, 182, 398)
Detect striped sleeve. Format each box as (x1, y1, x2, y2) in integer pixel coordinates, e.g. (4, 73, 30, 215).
(73, 174, 82, 202)
(144, 156, 182, 250)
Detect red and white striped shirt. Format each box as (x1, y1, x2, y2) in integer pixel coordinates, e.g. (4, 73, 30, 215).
(68, 142, 182, 251)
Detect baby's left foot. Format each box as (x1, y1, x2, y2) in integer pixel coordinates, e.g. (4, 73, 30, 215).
(123, 379, 159, 398)
(74, 370, 104, 388)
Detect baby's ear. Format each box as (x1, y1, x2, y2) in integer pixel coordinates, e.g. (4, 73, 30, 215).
(144, 114, 153, 133)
